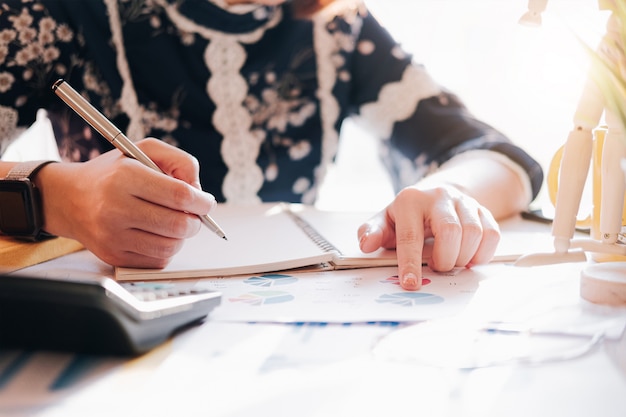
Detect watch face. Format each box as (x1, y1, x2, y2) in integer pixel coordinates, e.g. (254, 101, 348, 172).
(0, 181, 38, 235)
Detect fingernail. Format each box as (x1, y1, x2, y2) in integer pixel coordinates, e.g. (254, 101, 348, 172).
(359, 228, 370, 248)
(402, 272, 419, 289)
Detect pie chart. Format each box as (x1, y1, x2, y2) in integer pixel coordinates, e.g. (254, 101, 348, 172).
(376, 292, 444, 306)
(244, 274, 298, 287)
(229, 290, 295, 305)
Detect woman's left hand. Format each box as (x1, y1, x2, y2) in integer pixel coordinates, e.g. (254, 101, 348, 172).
(358, 184, 501, 291)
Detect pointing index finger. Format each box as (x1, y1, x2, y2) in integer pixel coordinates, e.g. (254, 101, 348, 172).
(393, 205, 425, 291)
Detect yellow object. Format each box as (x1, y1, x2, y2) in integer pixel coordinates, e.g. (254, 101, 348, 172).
(0, 236, 84, 273)
(548, 126, 626, 261)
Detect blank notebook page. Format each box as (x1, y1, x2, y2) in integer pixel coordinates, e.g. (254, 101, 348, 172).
(115, 204, 334, 280)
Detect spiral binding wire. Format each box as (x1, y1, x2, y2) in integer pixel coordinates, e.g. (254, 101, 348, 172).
(284, 207, 340, 254)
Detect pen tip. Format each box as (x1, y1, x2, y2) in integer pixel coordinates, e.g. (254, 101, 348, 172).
(222, 236, 228, 241)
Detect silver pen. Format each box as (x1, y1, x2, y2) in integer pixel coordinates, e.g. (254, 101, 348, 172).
(52, 79, 227, 240)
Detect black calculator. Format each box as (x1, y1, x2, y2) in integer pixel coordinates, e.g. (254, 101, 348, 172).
(0, 273, 221, 356)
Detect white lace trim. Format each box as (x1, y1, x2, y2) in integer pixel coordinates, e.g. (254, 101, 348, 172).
(301, 2, 362, 204)
(104, 0, 145, 142)
(207, 38, 265, 204)
(103, 0, 360, 204)
(354, 64, 441, 140)
(301, 17, 338, 204)
(156, 0, 281, 204)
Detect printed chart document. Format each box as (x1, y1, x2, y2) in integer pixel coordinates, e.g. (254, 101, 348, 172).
(115, 203, 558, 281)
(199, 265, 477, 323)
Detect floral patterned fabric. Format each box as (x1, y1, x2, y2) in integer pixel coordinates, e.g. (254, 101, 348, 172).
(0, 0, 543, 203)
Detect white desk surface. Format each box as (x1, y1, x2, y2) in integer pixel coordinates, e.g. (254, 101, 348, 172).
(1, 219, 626, 417)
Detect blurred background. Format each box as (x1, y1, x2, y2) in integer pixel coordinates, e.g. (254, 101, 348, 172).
(3, 0, 610, 214)
(316, 0, 610, 212)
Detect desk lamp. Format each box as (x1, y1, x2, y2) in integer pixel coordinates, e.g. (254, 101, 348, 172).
(515, 0, 626, 306)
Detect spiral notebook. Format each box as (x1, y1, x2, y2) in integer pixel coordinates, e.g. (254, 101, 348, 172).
(114, 203, 557, 281)
(114, 203, 397, 281)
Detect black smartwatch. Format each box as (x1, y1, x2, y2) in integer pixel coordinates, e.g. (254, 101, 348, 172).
(0, 160, 57, 242)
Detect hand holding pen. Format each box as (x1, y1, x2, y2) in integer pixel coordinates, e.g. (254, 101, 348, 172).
(52, 79, 227, 241)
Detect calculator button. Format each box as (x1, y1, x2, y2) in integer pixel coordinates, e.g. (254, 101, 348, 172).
(121, 282, 211, 301)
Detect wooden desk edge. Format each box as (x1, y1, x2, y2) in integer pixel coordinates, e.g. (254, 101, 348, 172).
(0, 236, 84, 273)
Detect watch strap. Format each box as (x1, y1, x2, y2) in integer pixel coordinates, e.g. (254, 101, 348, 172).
(6, 160, 57, 181)
(3, 160, 58, 241)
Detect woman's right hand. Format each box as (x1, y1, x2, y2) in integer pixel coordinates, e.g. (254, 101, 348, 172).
(36, 138, 217, 268)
